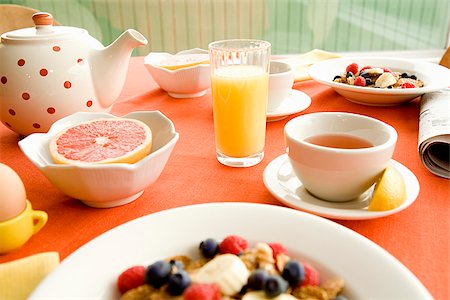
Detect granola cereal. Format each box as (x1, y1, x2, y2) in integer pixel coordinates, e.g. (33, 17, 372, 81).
(333, 63, 424, 89)
(117, 235, 346, 300)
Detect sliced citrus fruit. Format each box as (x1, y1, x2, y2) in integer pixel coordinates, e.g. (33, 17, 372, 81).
(368, 166, 406, 211)
(159, 54, 209, 70)
(49, 118, 152, 165)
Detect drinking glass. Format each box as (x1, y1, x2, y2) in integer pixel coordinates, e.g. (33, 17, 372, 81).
(209, 39, 271, 167)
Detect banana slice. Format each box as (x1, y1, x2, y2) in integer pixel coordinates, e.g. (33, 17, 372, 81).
(363, 68, 384, 75)
(375, 72, 397, 88)
(191, 254, 250, 296)
(242, 291, 298, 300)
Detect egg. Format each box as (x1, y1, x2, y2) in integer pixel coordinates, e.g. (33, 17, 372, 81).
(0, 163, 27, 221)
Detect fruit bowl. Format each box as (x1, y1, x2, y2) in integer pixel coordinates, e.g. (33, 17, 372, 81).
(144, 48, 211, 98)
(18, 111, 179, 208)
(308, 57, 450, 106)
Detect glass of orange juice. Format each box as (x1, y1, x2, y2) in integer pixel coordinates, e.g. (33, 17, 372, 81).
(209, 39, 271, 167)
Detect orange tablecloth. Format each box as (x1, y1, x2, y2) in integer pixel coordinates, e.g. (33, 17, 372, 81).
(0, 57, 448, 299)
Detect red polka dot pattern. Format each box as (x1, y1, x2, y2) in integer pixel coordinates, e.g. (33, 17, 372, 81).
(53, 46, 61, 52)
(22, 93, 30, 100)
(5, 55, 96, 134)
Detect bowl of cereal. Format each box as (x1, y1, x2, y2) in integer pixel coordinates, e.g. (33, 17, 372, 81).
(28, 203, 432, 299)
(308, 57, 450, 106)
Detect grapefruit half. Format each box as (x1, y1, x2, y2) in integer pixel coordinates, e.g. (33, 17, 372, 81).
(49, 118, 152, 165)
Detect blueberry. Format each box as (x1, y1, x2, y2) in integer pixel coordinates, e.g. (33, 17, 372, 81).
(410, 75, 417, 80)
(247, 269, 268, 290)
(167, 270, 191, 295)
(365, 78, 372, 85)
(263, 275, 288, 298)
(360, 71, 370, 78)
(387, 86, 393, 89)
(401, 72, 409, 78)
(145, 260, 172, 288)
(281, 260, 305, 286)
(199, 238, 219, 258)
(346, 72, 354, 78)
(333, 75, 341, 81)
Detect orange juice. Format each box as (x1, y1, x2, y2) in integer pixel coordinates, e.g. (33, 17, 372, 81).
(211, 65, 268, 157)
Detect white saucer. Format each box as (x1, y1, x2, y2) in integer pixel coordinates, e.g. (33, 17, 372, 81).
(263, 154, 419, 220)
(266, 89, 311, 122)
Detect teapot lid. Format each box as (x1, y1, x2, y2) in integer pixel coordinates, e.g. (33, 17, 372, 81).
(1, 12, 86, 41)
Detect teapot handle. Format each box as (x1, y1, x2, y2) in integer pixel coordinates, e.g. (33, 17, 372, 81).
(32, 12, 54, 26)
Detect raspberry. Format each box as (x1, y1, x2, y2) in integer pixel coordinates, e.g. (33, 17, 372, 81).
(183, 283, 221, 300)
(345, 63, 359, 76)
(360, 65, 372, 71)
(117, 266, 146, 294)
(383, 67, 392, 73)
(401, 82, 416, 88)
(301, 263, 320, 287)
(268, 242, 288, 260)
(354, 76, 366, 87)
(219, 235, 248, 255)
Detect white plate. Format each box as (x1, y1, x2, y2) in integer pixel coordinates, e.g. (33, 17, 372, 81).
(29, 204, 431, 300)
(266, 89, 311, 122)
(263, 154, 419, 220)
(308, 57, 450, 106)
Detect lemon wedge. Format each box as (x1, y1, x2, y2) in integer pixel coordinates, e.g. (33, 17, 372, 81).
(368, 166, 406, 211)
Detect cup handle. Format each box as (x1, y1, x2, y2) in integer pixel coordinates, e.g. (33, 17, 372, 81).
(31, 210, 48, 235)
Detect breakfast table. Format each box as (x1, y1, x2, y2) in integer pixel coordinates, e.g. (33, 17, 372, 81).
(0, 56, 448, 300)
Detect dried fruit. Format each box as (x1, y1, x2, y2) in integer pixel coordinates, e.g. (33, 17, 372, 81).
(354, 76, 366, 87)
(345, 63, 359, 76)
(183, 283, 221, 300)
(401, 82, 416, 88)
(117, 266, 146, 294)
(219, 235, 248, 255)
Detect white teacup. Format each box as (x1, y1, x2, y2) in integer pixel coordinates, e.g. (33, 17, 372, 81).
(268, 61, 295, 112)
(284, 112, 398, 202)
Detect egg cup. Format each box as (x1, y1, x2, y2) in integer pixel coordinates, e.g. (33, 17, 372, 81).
(0, 200, 48, 254)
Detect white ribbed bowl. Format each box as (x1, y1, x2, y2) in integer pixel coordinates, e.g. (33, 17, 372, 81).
(144, 48, 210, 98)
(18, 111, 179, 208)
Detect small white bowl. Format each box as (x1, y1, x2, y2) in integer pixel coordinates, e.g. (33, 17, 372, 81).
(308, 57, 450, 106)
(144, 48, 210, 98)
(18, 111, 179, 208)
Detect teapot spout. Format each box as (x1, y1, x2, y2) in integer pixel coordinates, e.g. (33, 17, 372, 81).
(91, 29, 148, 108)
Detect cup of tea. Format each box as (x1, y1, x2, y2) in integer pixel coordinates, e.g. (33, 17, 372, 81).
(209, 39, 271, 167)
(0, 200, 48, 253)
(268, 61, 295, 112)
(284, 112, 397, 202)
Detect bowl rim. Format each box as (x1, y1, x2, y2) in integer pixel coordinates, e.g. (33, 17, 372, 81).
(143, 48, 210, 73)
(284, 111, 398, 154)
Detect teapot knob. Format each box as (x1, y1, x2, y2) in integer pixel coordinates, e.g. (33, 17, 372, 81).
(32, 12, 54, 26)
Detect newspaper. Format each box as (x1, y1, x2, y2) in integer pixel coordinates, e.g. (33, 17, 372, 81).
(418, 89, 450, 179)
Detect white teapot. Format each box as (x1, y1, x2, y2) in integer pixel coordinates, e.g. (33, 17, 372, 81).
(0, 12, 148, 136)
